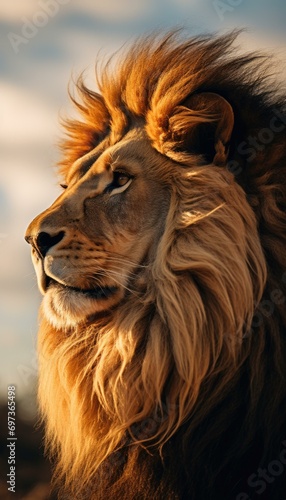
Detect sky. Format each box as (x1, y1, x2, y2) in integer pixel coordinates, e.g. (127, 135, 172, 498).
(0, 0, 285, 416)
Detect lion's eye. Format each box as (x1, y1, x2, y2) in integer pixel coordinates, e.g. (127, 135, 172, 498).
(60, 183, 68, 190)
(105, 171, 133, 194)
(113, 171, 131, 187)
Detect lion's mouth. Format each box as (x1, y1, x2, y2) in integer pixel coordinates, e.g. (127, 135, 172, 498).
(32, 252, 121, 313)
(46, 277, 118, 300)
(40, 273, 122, 328)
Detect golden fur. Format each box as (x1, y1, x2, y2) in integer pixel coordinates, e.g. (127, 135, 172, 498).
(25, 31, 286, 499)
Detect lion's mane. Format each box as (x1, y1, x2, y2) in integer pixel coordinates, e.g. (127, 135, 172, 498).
(38, 31, 286, 499)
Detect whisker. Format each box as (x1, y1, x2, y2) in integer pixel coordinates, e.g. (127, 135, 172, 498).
(103, 253, 149, 269)
(83, 269, 141, 297)
(84, 264, 145, 281)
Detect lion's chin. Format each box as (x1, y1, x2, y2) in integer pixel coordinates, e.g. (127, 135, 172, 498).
(42, 281, 121, 330)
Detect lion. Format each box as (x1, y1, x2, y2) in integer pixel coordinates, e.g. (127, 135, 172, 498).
(25, 31, 286, 499)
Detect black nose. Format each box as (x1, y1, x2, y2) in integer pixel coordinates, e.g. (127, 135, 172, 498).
(25, 230, 65, 258)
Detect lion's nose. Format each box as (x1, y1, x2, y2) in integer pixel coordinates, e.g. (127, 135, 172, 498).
(25, 230, 65, 258)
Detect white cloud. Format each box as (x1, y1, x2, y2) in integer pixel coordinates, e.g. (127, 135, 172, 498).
(0, 0, 149, 23)
(0, 83, 60, 146)
(0, 0, 39, 22)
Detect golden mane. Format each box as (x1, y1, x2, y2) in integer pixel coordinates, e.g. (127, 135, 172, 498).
(32, 31, 286, 499)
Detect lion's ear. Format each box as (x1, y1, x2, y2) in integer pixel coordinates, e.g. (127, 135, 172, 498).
(172, 92, 234, 165)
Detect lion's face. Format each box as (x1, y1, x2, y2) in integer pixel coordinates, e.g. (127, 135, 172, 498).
(25, 127, 170, 329)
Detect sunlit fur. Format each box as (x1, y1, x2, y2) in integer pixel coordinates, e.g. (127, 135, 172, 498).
(34, 32, 286, 498)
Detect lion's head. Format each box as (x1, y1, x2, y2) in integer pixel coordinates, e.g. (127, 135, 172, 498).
(25, 31, 286, 498)
(26, 126, 172, 329)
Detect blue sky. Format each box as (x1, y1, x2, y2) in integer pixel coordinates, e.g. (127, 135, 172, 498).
(0, 0, 285, 413)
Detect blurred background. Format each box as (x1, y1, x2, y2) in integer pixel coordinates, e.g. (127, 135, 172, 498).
(0, 0, 285, 498)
